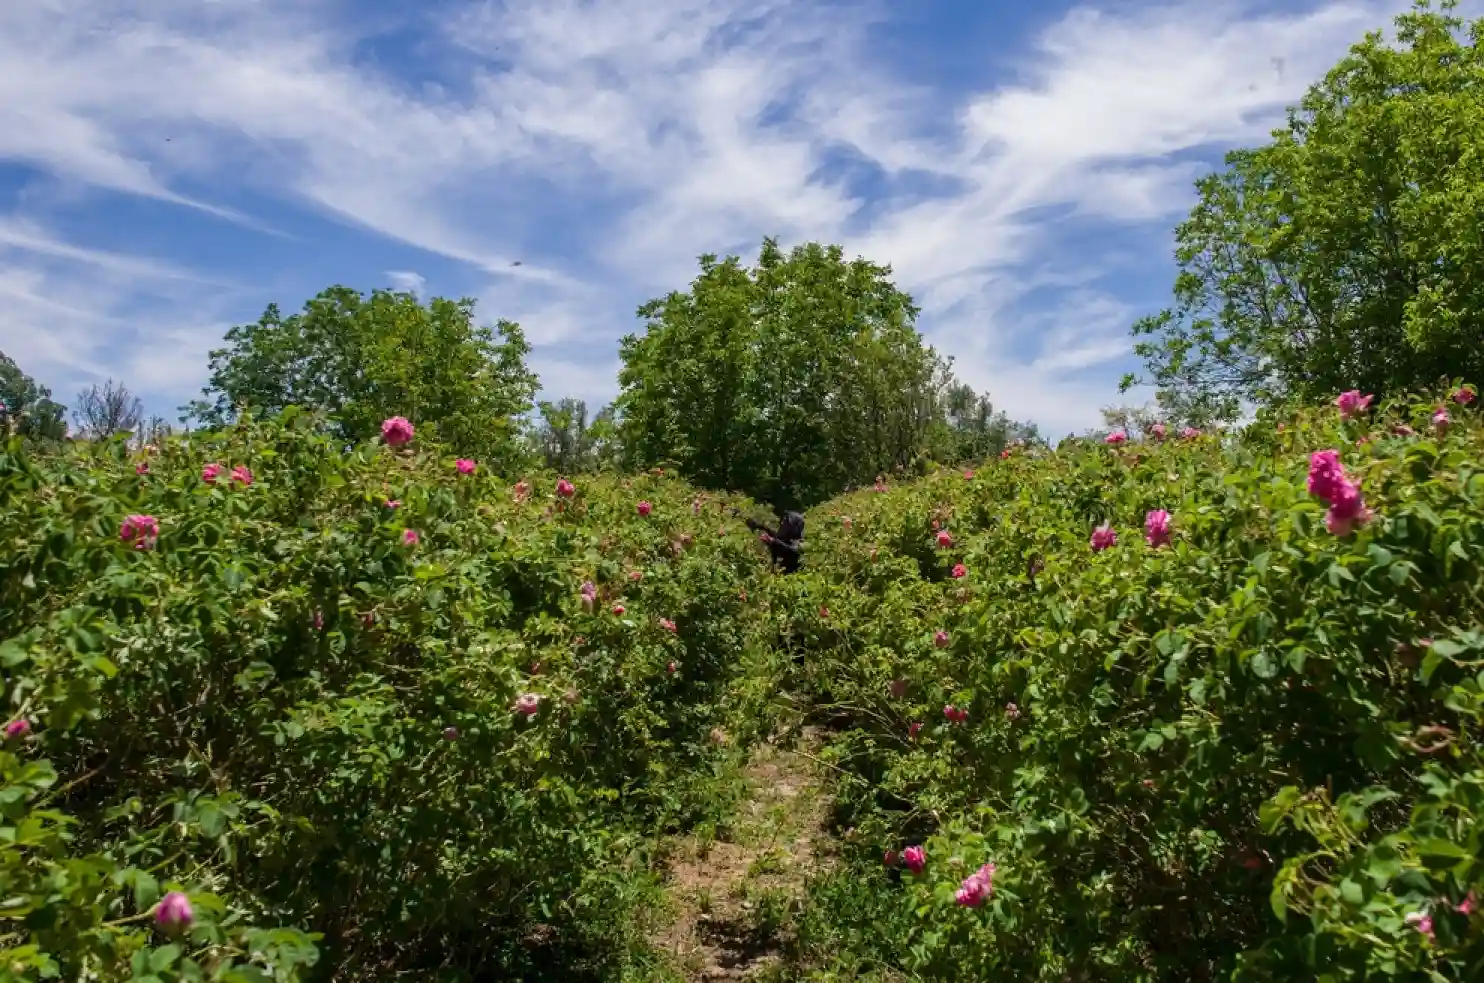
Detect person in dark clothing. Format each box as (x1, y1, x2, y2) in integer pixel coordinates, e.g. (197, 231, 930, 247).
(738, 509, 804, 573)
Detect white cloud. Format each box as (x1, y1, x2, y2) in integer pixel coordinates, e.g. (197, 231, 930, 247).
(0, 219, 244, 412)
(386, 270, 426, 296)
(0, 0, 1446, 433)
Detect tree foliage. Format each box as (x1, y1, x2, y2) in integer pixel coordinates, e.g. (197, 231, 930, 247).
(0, 351, 66, 440)
(616, 238, 1027, 510)
(1125, 0, 1484, 423)
(529, 398, 618, 474)
(187, 287, 539, 470)
(941, 382, 1039, 464)
(73, 378, 143, 439)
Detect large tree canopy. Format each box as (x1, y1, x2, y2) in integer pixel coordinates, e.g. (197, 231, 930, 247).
(0, 350, 67, 440)
(187, 286, 539, 469)
(1125, 0, 1484, 422)
(616, 238, 1029, 509)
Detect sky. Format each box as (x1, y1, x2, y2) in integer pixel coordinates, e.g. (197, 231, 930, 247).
(0, 0, 1447, 437)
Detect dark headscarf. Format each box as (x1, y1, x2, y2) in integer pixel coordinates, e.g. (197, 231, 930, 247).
(779, 511, 805, 542)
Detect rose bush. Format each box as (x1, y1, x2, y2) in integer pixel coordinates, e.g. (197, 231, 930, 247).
(0, 408, 780, 981)
(772, 389, 1484, 981)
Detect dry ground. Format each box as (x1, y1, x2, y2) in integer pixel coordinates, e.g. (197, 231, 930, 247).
(652, 726, 833, 982)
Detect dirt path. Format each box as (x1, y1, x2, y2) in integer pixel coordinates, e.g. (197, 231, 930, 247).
(653, 725, 832, 982)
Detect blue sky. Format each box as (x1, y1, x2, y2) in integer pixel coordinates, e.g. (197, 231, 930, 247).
(0, 0, 1438, 437)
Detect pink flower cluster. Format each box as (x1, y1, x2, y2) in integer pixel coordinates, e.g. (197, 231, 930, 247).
(456, 458, 476, 475)
(119, 514, 160, 551)
(1149, 423, 1167, 440)
(1104, 430, 1128, 445)
(557, 479, 575, 498)
(1090, 523, 1117, 551)
(1145, 509, 1171, 548)
(513, 693, 541, 716)
(943, 704, 968, 723)
(902, 845, 926, 873)
(660, 618, 677, 633)
(951, 563, 967, 579)
(4, 718, 30, 739)
(1307, 450, 1372, 536)
(1335, 391, 1373, 420)
(933, 630, 950, 649)
(955, 862, 996, 907)
(936, 530, 953, 548)
(637, 500, 652, 516)
(382, 416, 415, 447)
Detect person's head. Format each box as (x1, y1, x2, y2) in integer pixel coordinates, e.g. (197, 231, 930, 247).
(779, 511, 805, 541)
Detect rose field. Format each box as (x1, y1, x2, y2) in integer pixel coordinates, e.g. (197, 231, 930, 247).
(1, 389, 1481, 982)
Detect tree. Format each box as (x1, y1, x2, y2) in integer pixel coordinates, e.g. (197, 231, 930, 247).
(0, 350, 67, 440)
(941, 381, 1039, 463)
(187, 286, 539, 469)
(528, 398, 619, 474)
(1124, 0, 1484, 421)
(137, 416, 175, 448)
(1098, 403, 1162, 440)
(616, 238, 1022, 509)
(73, 379, 144, 439)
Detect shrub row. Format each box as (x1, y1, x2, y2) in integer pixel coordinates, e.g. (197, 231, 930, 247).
(0, 408, 778, 982)
(775, 390, 1484, 981)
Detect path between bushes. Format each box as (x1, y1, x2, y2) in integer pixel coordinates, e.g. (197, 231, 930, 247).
(653, 725, 833, 982)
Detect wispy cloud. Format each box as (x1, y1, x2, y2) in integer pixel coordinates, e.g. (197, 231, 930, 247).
(385, 270, 426, 296)
(0, 0, 1434, 435)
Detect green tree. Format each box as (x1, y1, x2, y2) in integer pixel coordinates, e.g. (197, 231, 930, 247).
(940, 381, 1039, 463)
(1098, 402, 1161, 440)
(529, 398, 619, 474)
(618, 238, 990, 509)
(187, 286, 538, 468)
(1124, 0, 1484, 422)
(0, 350, 67, 440)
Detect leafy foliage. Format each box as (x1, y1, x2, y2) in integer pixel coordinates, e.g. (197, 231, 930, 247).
(1125, 1, 1484, 424)
(530, 398, 619, 474)
(0, 351, 66, 441)
(0, 410, 783, 980)
(616, 238, 1028, 511)
(187, 287, 539, 472)
(772, 388, 1484, 981)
